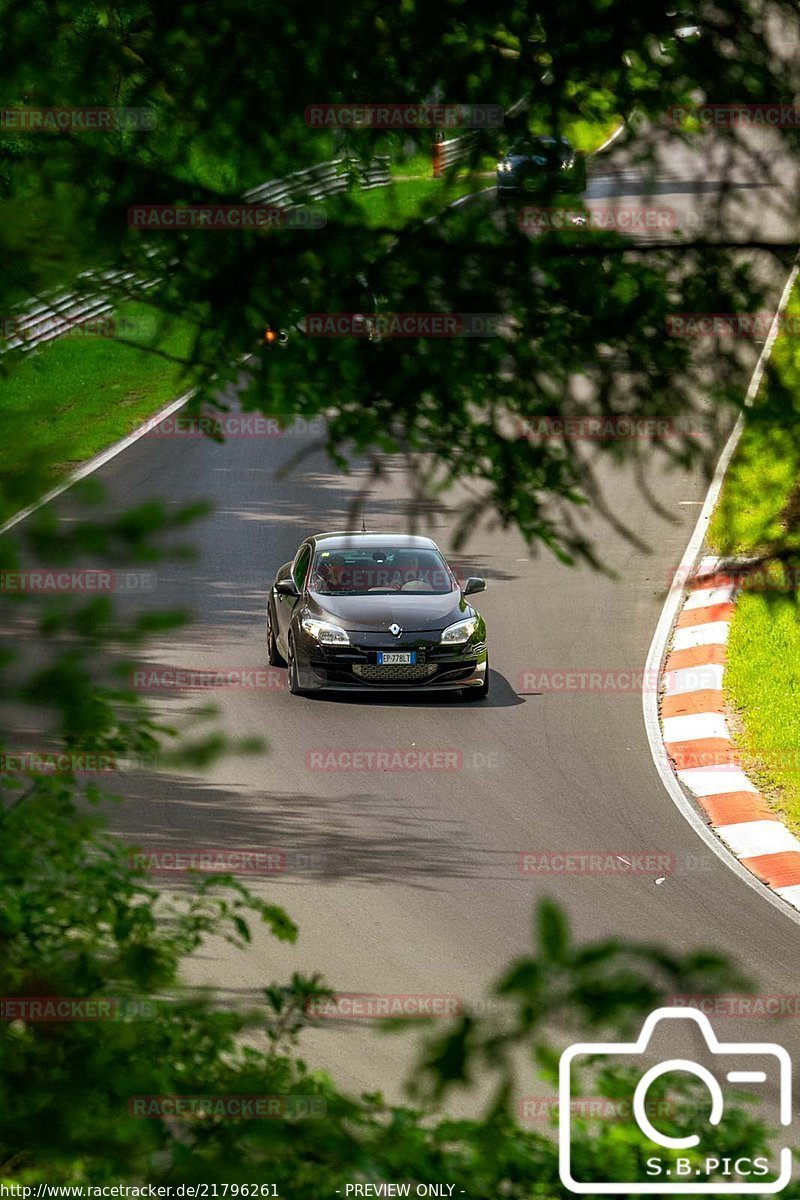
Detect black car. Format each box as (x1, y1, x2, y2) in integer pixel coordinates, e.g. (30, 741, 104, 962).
(496, 135, 586, 199)
(266, 532, 488, 699)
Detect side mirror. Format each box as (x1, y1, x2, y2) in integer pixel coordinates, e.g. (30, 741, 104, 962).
(275, 577, 300, 597)
(463, 576, 486, 596)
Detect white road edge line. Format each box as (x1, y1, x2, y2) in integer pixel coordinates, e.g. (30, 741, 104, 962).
(642, 256, 800, 926)
(595, 121, 627, 155)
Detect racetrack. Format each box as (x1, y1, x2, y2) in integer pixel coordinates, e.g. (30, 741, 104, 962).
(15, 114, 800, 1105)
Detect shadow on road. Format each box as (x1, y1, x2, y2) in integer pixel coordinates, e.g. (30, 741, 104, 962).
(112, 769, 525, 888)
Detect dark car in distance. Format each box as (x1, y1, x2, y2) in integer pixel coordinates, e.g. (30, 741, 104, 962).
(266, 532, 489, 699)
(496, 135, 586, 199)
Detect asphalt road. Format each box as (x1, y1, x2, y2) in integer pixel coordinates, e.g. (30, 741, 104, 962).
(13, 114, 800, 1109)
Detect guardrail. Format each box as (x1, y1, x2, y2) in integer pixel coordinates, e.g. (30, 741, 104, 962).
(2, 267, 160, 353)
(432, 133, 479, 177)
(5, 155, 392, 353)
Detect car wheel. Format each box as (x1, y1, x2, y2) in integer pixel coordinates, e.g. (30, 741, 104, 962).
(266, 601, 286, 667)
(286, 635, 305, 696)
(460, 662, 489, 701)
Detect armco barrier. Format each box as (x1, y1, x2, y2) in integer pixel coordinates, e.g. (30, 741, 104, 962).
(432, 133, 479, 177)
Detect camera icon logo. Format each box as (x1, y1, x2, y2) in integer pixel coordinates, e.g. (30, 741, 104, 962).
(559, 1007, 792, 1194)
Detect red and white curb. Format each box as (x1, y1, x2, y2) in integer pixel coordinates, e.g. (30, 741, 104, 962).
(660, 554, 800, 912)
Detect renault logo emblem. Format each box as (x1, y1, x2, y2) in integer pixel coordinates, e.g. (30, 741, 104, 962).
(389, 623, 402, 637)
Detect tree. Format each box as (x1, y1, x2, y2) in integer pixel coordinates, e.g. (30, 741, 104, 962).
(2, 0, 800, 1188)
(0, 0, 797, 555)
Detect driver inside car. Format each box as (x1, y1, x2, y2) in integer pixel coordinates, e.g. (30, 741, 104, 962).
(393, 551, 426, 589)
(312, 552, 347, 593)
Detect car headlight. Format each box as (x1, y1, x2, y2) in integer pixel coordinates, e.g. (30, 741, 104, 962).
(561, 155, 576, 170)
(441, 616, 480, 644)
(498, 161, 512, 172)
(300, 617, 350, 645)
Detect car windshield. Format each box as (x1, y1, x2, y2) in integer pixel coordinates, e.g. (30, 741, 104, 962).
(309, 545, 455, 596)
(508, 136, 570, 159)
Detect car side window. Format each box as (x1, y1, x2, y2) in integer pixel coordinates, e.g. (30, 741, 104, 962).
(292, 544, 312, 592)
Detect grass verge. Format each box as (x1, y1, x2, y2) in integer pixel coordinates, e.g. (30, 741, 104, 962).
(0, 300, 202, 523)
(707, 284, 800, 828)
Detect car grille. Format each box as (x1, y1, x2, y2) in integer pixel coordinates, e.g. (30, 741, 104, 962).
(352, 663, 438, 683)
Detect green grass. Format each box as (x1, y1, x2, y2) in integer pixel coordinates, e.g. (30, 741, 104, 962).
(391, 152, 439, 180)
(707, 285, 800, 827)
(348, 116, 622, 228)
(0, 300, 201, 521)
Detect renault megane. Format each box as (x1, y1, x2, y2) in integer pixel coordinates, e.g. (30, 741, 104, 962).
(266, 532, 488, 699)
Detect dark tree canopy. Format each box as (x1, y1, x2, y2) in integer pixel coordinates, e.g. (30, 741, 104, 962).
(1, 0, 797, 556)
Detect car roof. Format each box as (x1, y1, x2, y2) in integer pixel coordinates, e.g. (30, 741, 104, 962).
(310, 531, 439, 550)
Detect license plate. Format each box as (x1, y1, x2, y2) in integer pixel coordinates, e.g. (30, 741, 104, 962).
(377, 651, 416, 665)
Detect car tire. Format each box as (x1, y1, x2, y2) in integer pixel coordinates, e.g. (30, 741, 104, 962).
(266, 601, 286, 667)
(460, 663, 489, 701)
(286, 635, 305, 696)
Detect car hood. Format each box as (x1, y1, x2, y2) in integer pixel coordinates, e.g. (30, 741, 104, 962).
(306, 589, 469, 632)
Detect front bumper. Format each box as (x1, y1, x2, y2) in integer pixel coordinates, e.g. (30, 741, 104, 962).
(294, 630, 488, 692)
